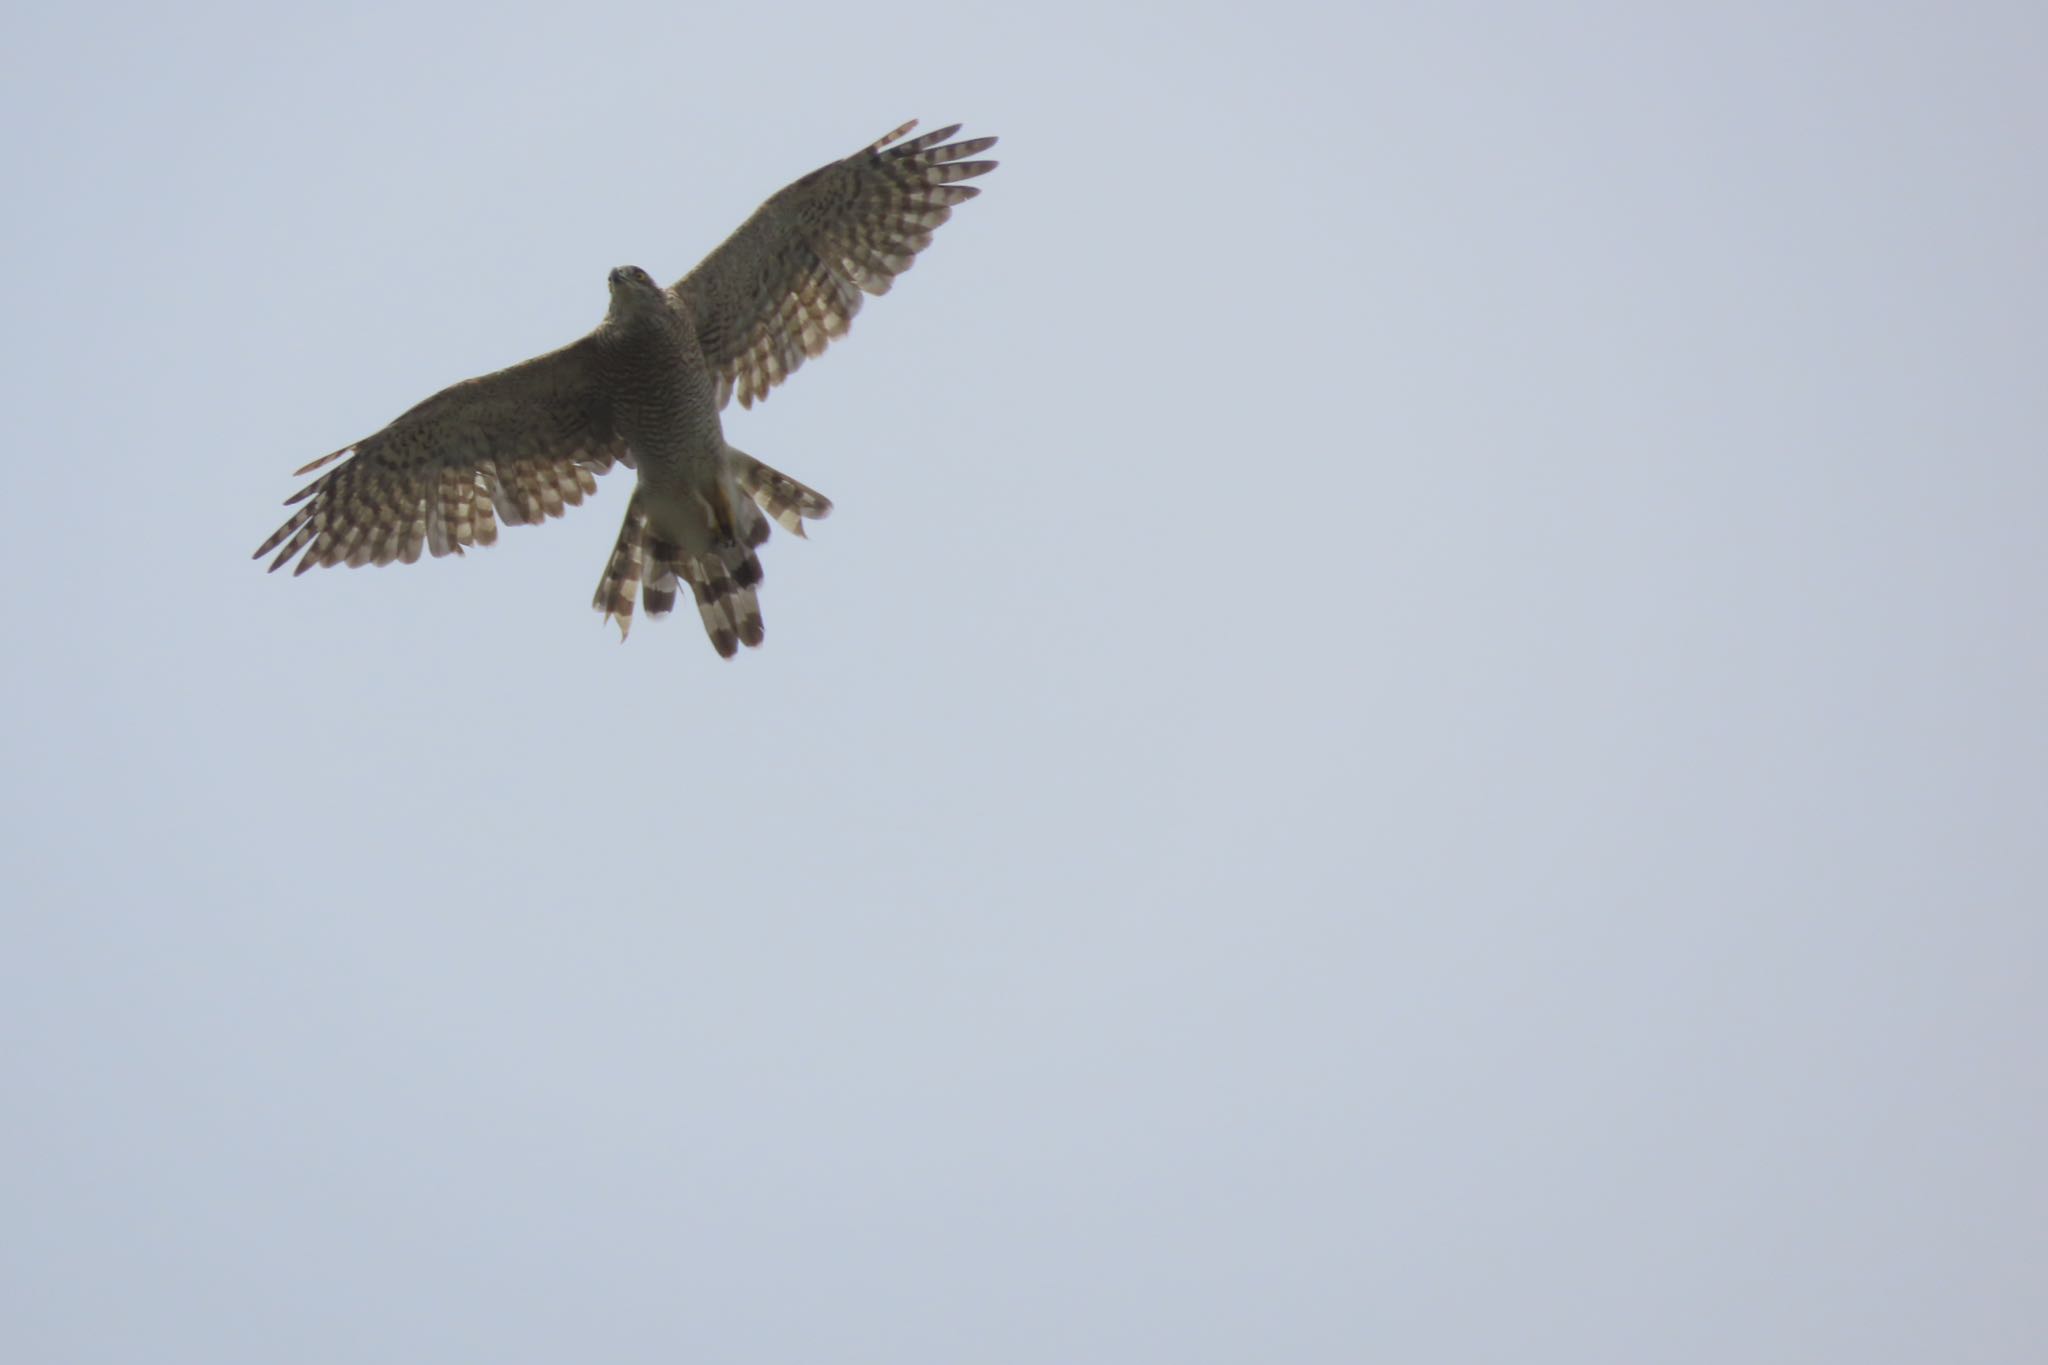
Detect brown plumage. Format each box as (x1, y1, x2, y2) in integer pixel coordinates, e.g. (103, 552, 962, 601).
(253, 120, 996, 656)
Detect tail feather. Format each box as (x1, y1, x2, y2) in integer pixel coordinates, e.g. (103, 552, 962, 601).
(686, 561, 764, 658)
(642, 561, 680, 619)
(593, 453, 829, 655)
(730, 450, 833, 538)
(593, 491, 650, 639)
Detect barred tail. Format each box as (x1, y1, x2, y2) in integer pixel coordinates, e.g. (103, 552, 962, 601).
(593, 489, 652, 640)
(729, 449, 833, 537)
(595, 457, 830, 655)
(591, 484, 769, 657)
(669, 529, 764, 659)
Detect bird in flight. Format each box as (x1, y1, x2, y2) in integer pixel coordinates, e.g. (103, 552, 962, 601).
(253, 120, 997, 656)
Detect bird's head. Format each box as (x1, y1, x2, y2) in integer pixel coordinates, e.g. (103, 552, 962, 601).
(605, 265, 663, 319)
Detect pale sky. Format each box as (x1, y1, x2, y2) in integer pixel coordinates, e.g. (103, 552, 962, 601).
(3, 1, 2044, 1361)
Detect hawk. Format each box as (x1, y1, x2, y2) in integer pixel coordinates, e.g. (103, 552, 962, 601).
(253, 120, 998, 656)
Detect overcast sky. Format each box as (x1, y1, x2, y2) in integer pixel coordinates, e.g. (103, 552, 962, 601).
(3, 1, 2044, 1361)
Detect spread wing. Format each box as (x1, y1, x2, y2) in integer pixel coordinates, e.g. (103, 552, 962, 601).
(670, 119, 998, 411)
(254, 335, 628, 575)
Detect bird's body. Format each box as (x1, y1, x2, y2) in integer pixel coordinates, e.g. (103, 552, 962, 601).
(254, 120, 996, 655)
(587, 270, 779, 653)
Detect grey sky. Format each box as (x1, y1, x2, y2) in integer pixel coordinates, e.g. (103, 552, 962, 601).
(3, 1, 2044, 1360)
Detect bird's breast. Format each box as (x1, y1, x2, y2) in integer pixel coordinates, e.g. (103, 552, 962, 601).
(603, 318, 723, 477)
